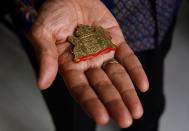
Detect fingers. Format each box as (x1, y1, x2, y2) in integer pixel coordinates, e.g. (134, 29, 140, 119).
(30, 23, 58, 89)
(115, 43, 149, 92)
(103, 63, 143, 119)
(61, 69, 109, 125)
(98, 12, 149, 92)
(86, 68, 133, 128)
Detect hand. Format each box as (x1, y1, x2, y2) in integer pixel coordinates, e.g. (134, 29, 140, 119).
(30, 0, 149, 128)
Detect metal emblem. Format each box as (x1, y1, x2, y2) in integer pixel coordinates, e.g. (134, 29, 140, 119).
(68, 24, 116, 63)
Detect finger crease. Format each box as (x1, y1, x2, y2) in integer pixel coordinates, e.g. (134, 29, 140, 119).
(105, 98, 122, 106)
(82, 97, 99, 105)
(109, 70, 126, 78)
(129, 65, 143, 74)
(70, 83, 89, 91)
(94, 82, 112, 91)
(120, 52, 135, 64)
(121, 88, 135, 96)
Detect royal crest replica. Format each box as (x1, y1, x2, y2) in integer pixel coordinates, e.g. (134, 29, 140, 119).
(68, 24, 116, 63)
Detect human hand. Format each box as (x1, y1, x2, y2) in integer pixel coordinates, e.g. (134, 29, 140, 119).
(30, 0, 149, 128)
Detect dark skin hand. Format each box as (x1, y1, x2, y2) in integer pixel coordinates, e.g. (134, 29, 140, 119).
(30, 0, 149, 128)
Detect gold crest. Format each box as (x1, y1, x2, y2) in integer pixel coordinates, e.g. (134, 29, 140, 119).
(68, 24, 116, 62)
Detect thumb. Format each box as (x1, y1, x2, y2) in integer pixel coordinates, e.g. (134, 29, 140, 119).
(29, 23, 58, 90)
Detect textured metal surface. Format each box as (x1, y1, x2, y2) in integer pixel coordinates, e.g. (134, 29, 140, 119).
(68, 24, 116, 62)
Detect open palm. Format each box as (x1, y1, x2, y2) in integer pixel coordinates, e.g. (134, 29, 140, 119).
(30, 0, 149, 128)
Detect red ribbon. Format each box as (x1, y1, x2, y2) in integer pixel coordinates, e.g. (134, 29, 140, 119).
(75, 47, 115, 63)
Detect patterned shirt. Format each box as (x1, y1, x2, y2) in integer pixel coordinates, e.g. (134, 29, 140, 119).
(102, 0, 181, 51)
(16, 0, 182, 51)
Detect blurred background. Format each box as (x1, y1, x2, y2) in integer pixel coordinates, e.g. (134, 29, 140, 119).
(0, 0, 189, 131)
